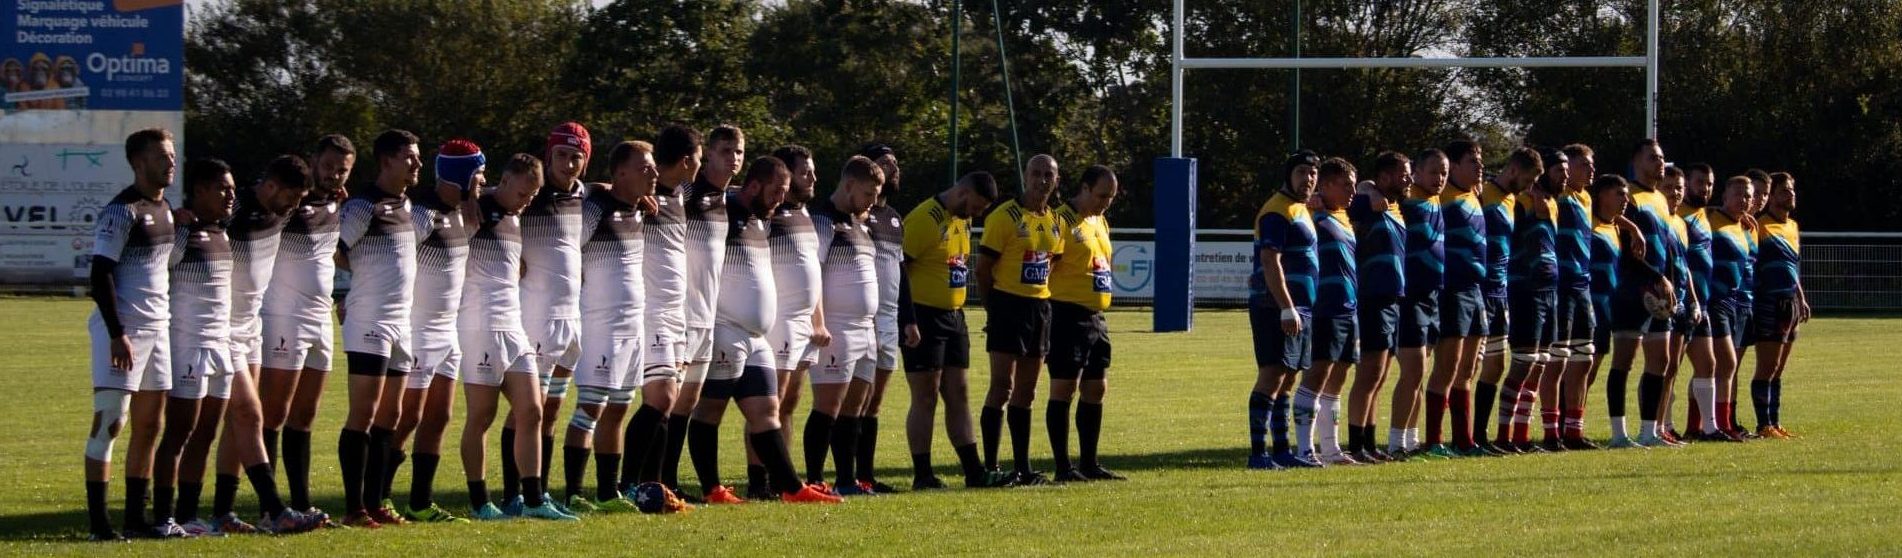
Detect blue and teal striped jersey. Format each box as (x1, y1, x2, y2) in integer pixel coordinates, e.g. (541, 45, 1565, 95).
(1755, 212, 1800, 297)
(1590, 219, 1622, 301)
(1348, 192, 1405, 300)
(1400, 192, 1445, 298)
(1441, 187, 1487, 291)
(1314, 208, 1358, 318)
(1480, 182, 1515, 298)
(1249, 191, 1317, 310)
(1623, 182, 1677, 284)
(1507, 192, 1558, 292)
(1707, 209, 1751, 304)
(1556, 190, 1593, 293)
(1679, 206, 1713, 305)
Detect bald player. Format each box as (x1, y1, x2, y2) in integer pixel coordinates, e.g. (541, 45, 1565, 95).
(977, 154, 1067, 485)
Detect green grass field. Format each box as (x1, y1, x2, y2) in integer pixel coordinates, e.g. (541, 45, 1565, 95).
(2, 297, 1898, 556)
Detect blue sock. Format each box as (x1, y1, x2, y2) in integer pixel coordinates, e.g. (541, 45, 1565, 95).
(1270, 394, 1292, 454)
(1248, 392, 1272, 455)
(1769, 378, 1783, 427)
(1750, 380, 1771, 430)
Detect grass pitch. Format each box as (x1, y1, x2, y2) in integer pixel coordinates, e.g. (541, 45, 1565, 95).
(1, 297, 1898, 556)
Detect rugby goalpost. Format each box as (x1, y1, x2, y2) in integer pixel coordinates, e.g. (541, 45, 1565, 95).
(1151, 0, 1660, 332)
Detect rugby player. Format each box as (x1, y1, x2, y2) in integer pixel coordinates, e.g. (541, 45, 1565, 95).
(1657, 165, 1702, 444)
(1246, 150, 1321, 469)
(1751, 172, 1805, 439)
(1429, 140, 1487, 457)
(860, 144, 908, 493)
(84, 128, 176, 540)
(507, 122, 589, 509)
(258, 135, 354, 516)
(1345, 152, 1408, 462)
(765, 145, 823, 499)
(619, 125, 700, 499)
(1497, 148, 1553, 453)
(456, 154, 578, 521)
(383, 140, 481, 522)
(564, 141, 660, 512)
(1385, 149, 1447, 458)
(1605, 139, 1692, 449)
(807, 156, 887, 495)
(667, 125, 743, 499)
(1472, 146, 1532, 455)
(336, 129, 422, 527)
(196, 155, 328, 535)
(977, 154, 1067, 484)
(900, 172, 1000, 489)
(686, 156, 841, 504)
(150, 158, 237, 539)
(1696, 175, 1755, 441)
(1545, 146, 1593, 451)
(1047, 165, 1126, 479)
(1294, 158, 1361, 465)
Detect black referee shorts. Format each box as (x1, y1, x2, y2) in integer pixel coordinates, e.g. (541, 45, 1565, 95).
(902, 305, 972, 373)
(984, 290, 1052, 357)
(1047, 301, 1111, 380)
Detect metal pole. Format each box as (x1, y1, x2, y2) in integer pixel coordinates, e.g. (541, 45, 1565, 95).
(949, 0, 962, 182)
(1170, 0, 1184, 158)
(992, 0, 1024, 188)
(1290, 0, 1300, 152)
(1645, 0, 1659, 138)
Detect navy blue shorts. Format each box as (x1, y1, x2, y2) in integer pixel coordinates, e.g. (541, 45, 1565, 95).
(1484, 295, 1510, 338)
(1398, 291, 1442, 349)
(1681, 301, 1714, 338)
(1731, 300, 1755, 351)
(1508, 288, 1558, 350)
(1592, 294, 1615, 350)
(1707, 298, 1740, 343)
(1439, 286, 1487, 338)
(1554, 289, 1595, 345)
(1612, 288, 1672, 334)
(1754, 296, 1800, 344)
(1311, 314, 1360, 364)
(1250, 303, 1312, 371)
(1358, 296, 1401, 354)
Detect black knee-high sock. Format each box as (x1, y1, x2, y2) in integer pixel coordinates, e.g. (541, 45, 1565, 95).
(911, 451, 934, 480)
(283, 429, 312, 510)
(687, 419, 722, 494)
(1076, 401, 1103, 467)
(540, 435, 556, 493)
(596, 453, 622, 501)
(499, 427, 520, 502)
(662, 415, 690, 489)
(803, 411, 834, 483)
(245, 464, 287, 516)
(855, 416, 879, 483)
(338, 428, 369, 512)
(1473, 381, 1498, 443)
(1750, 379, 1771, 430)
(152, 483, 173, 523)
(955, 443, 984, 484)
(1046, 400, 1073, 472)
(1007, 405, 1033, 474)
(124, 477, 149, 529)
(1248, 391, 1273, 455)
(633, 407, 668, 484)
(212, 474, 239, 517)
(382, 446, 406, 507)
(832, 416, 859, 486)
(750, 429, 803, 495)
(1769, 378, 1783, 427)
(364, 427, 394, 507)
(746, 464, 768, 496)
(86, 480, 111, 535)
(408, 453, 440, 511)
(521, 476, 545, 507)
(563, 445, 589, 501)
(468, 480, 490, 510)
(980, 406, 1003, 470)
(1607, 367, 1630, 418)
(175, 482, 202, 522)
(1637, 373, 1663, 422)
(263, 428, 280, 473)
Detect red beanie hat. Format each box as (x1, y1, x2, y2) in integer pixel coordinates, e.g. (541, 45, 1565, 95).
(547, 121, 591, 158)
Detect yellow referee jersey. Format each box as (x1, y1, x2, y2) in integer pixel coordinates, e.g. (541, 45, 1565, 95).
(902, 196, 972, 311)
(1050, 203, 1112, 311)
(978, 198, 1064, 299)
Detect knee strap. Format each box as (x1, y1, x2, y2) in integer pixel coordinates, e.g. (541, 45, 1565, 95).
(606, 387, 636, 406)
(545, 374, 572, 399)
(86, 390, 131, 461)
(568, 387, 611, 433)
(1484, 337, 1509, 357)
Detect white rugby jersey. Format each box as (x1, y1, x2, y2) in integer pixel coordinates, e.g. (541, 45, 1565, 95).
(460, 196, 526, 333)
(643, 182, 689, 336)
(716, 193, 774, 336)
(581, 187, 645, 335)
(867, 203, 905, 323)
(92, 186, 174, 330)
(409, 187, 471, 336)
(262, 191, 340, 322)
(768, 203, 821, 322)
(812, 199, 879, 323)
(520, 180, 585, 322)
(339, 188, 417, 326)
(226, 187, 289, 327)
(683, 177, 729, 329)
(169, 222, 233, 349)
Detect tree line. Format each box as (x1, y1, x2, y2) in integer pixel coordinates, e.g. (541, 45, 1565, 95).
(186, 0, 1901, 229)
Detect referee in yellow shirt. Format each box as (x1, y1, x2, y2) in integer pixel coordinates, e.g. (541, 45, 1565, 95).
(1047, 165, 1126, 482)
(976, 154, 1065, 487)
(898, 171, 999, 490)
